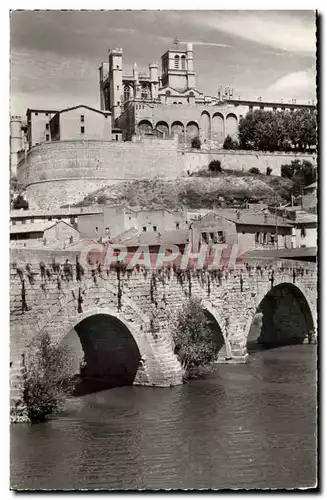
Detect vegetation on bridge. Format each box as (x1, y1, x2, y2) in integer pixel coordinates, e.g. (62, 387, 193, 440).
(173, 298, 219, 381)
(22, 332, 75, 423)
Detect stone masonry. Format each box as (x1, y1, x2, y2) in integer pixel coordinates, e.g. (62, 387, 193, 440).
(17, 139, 316, 209)
(10, 247, 317, 411)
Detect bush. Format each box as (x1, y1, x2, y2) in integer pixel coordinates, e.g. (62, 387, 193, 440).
(13, 195, 29, 210)
(223, 135, 238, 150)
(172, 298, 219, 381)
(22, 332, 76, 423)
(249, 167, 260, 174)
(266, 167, 272, 176)
(208, 160, 222, 173)
(191, 136, 201, 149)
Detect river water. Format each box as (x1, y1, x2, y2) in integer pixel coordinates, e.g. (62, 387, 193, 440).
(10, 345, 317, 490)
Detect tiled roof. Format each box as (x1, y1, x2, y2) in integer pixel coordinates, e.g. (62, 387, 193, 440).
(213, 210, 293, 227)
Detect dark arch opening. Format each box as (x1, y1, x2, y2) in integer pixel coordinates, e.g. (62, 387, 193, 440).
(203, 310, 226, 361)
(62, 313, 141, 395)
(247, 283, 314, 353)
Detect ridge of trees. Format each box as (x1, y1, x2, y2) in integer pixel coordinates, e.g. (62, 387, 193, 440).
(223, 109, 316, 152)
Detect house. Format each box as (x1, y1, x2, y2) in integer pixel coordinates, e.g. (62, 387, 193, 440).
(10, 220, 80, 249)
(50, 105, 111, 141)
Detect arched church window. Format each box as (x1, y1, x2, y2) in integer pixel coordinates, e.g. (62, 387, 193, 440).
(181, 55, 186, 69)
(124, 86, 131, 102)
(141, 86, 149, 100)
(174, 55, 180, 69)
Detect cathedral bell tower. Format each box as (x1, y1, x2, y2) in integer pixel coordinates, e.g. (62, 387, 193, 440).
(160, 38, 196, 91)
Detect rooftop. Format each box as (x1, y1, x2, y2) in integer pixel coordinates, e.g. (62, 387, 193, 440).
(213, 209, 293, 228)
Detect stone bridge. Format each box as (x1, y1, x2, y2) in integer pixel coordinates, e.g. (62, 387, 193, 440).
(10, 248, 317, 407)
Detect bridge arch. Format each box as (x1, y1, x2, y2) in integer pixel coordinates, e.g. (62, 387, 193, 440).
(246, 281, 316, 351)
(201, 300, 232, 361)
(60, 309, 143, 387)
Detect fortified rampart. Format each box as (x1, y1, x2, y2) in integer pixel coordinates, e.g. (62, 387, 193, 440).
(17, 138, 316, 209)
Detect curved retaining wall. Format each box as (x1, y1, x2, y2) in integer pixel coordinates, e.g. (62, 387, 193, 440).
(18, 140, 186, 209)
(17, 140, 316, 209)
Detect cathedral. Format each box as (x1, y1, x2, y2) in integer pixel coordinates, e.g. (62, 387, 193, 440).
(99, 39, 314, 145)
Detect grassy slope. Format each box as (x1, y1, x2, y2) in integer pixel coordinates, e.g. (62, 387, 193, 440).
(69, 172, 293, 210)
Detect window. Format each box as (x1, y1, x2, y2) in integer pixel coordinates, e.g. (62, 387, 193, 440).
(255, 232, 260, 243)
(30, 218, 34, 223)
(95, 227, 98, 234)
(181, 55, 186, 69)
(81, 115, 85, 122)
(115, 135, 119, 141)
(12, 220, 16, 225)
(201, 232, 208, 243)
(35, 112, 38, 116)
(117, 85, 119, 90)
(117, 101, 120, 106)
(46, 134, 49, 141)
(153, 226, 157, 232)
(81, 126, 85, 134)
(142, 226, 147, 232)
(46, 123, 49, 130)
(116, 65, 119, 69)
(21, 219, 25, 225)
(301, 226, 306, 238)
(263, 232, 267, 244)
(48, 217, 52, 221)
(176, 222, 180, 230)
(46, 113, 49, 116)
(70, 217, 76, 225)
(174, 55, 179, 69)
(217, 231, 225, 243)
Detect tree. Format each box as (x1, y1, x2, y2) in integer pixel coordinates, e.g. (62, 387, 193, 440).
(191, 136, 201, 149)
(22, 332, 76, 422)
(223, 135, 238, 150)
(208, 159, 222, 173)
(281, 159, 316, 198)
(238, 109, 316, 152)
(249, 167, 260, 174)
(266, 167, 272, 176)
(172, 298, 219, 380)
(13, 195, 29, 210)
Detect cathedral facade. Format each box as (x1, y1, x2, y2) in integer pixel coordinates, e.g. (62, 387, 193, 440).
(99, 41, 315, 145)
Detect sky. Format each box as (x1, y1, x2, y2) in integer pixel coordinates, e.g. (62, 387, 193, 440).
(10, 10, 317, 117)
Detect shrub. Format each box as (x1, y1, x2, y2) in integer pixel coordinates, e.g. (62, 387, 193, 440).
(22, 332, 76, 423)
(172, 298, 219, 381)
(266, 166, 272, 176)
(223, 135, 238, 150)
(208, 159, 222, 173)
(191, 136, 201, 149)
(249, 167, 260, 174)
(13, 195, 29, 210)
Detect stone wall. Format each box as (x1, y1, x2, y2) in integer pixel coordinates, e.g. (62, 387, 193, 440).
(17, 139, 316, 209)
(183, 150, 317, 176)
(10, 247, 317, 410)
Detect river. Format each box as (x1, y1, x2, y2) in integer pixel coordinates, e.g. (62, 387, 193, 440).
(10, 345, 317, 490)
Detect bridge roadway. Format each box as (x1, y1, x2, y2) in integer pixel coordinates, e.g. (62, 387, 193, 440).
(10, 248, 317, 412)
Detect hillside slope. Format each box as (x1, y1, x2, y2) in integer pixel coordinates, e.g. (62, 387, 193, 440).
(68, 173, 293, 210)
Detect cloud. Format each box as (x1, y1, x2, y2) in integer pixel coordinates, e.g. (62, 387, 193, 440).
(158, 36, 232, 48)
(194, 11, 316, 54)
(266, 68, 316, 100)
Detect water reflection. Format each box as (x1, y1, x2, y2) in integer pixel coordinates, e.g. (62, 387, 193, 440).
(10, 345, 317, 490)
